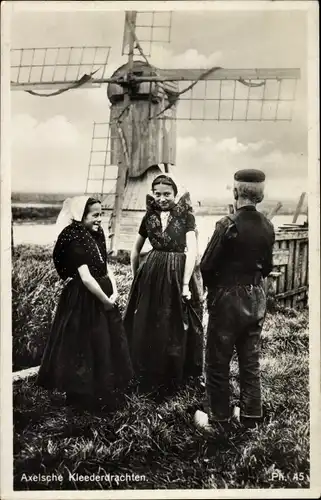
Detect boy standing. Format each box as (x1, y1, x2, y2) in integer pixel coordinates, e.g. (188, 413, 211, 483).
(196, 169, 275, 430)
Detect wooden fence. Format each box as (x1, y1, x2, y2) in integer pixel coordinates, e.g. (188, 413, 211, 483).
(269, 226, 308, 309)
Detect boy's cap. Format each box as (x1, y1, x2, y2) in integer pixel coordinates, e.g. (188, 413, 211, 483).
(234, 169, 266, 183)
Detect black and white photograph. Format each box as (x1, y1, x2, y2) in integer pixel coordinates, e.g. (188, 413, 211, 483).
(1, 0, 320, 498)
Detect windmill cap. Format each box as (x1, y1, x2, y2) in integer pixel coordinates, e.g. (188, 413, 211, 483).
(234, 169, 266, 183)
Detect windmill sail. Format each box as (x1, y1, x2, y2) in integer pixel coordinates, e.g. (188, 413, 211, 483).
(11, 46, 111, 91)
(122, 11, 172, 57)
(173, 76, 298, 121)
(147, 67, 300, 81)
(85, 122, 119, 202)
(122, 12, 137, 55)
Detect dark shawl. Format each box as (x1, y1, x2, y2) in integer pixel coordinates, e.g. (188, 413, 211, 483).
(53, 221, 107, 281)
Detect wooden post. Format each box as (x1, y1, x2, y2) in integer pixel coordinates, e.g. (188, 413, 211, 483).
(292, 192, 306, 223)
(268, 201, 282, 221)
(266, 271, 282, 296)
(301, 240, 308, 287)
(293, 240, 301, 308)
(110, 11, 136, 256)
(278, 240, 288, 307)
(285, 240, 295, 307)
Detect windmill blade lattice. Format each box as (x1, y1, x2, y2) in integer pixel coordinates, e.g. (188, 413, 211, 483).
(172, 77, 298, 121)
(11, 46, 111, 91)
(85, 122, 119, 202)
(122, 11, 172, 57)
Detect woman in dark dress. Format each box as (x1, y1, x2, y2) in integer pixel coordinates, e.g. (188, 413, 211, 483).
(37, 196, 134, 410)
(123, 174, 204, 396)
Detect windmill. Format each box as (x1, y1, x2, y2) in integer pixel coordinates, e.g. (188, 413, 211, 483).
(11, 11, 301, 255)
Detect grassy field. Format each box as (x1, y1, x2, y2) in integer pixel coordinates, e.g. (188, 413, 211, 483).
(12, 245, 310, 490)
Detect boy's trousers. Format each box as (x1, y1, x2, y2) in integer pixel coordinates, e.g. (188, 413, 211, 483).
(205, 283, 267, 422)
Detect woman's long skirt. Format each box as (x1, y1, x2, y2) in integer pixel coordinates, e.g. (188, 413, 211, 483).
(37, 275, 134, 399)
(123, 250, 204, 390)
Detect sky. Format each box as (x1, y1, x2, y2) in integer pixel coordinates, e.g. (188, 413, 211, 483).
(10, 4, 308, 201)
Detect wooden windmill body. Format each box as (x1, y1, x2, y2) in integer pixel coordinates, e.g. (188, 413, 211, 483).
(11, 11, 301, 255)
(101, 59, 178, 253)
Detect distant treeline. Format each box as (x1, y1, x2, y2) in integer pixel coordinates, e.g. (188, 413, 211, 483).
(194, 204, 308, 217)
(12, 206, 61, 223)
(12, 192, 308, 209)
(12, 204, 307, 224)
(11, 192, 307, 222)
(11, 192, 82, 204)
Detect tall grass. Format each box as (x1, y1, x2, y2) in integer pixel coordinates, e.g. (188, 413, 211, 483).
(12, 245, 310, 490)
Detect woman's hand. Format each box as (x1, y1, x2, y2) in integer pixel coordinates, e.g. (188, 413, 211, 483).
(182, 284, 191, 301)
(104, 297, 115, 311)
(110, 292, 118, 304)
(131, 234, 146, 279)
(182, 232, 196, 301)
